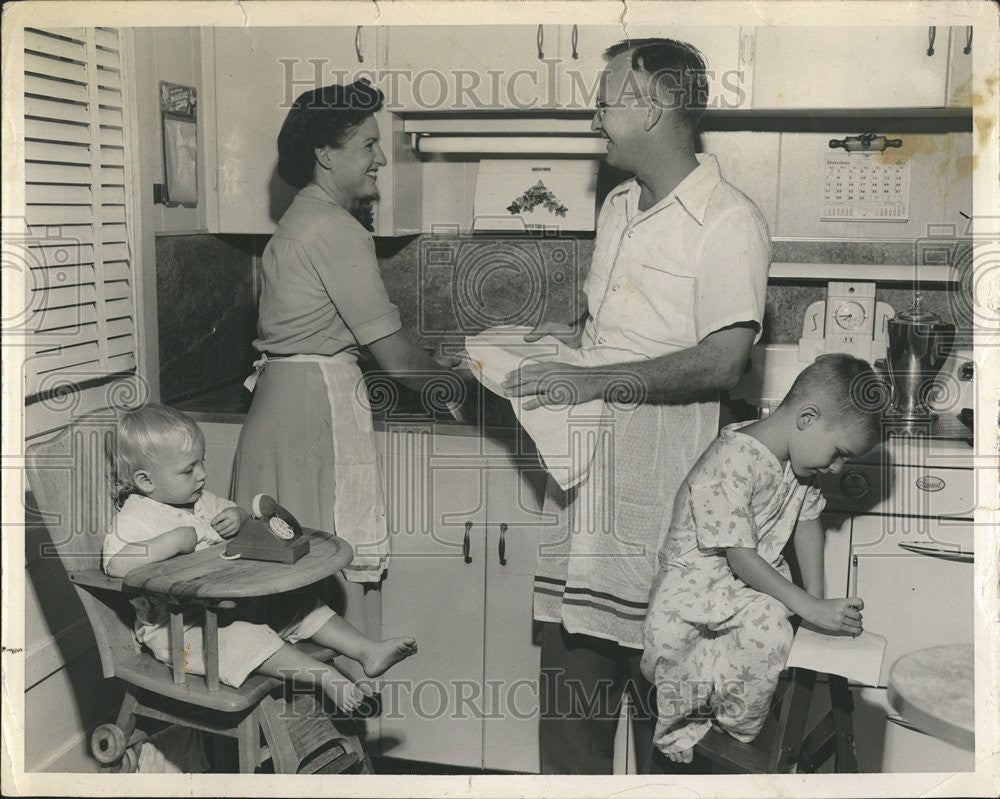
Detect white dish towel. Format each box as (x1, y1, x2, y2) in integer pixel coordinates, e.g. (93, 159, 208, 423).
(465, 325, 639, 491)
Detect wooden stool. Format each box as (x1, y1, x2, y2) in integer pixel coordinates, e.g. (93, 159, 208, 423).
(696, 668, 858, 773)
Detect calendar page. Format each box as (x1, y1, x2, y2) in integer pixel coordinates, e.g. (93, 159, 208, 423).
(821, 153, 910, 221)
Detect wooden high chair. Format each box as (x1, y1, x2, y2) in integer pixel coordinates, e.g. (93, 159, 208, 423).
(26, 409, 372, 774)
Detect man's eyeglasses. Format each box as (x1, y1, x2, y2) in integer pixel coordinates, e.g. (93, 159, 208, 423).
(594, 94, 651, 118)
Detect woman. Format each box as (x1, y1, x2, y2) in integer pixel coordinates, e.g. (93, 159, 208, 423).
(233, 81, 456, 633)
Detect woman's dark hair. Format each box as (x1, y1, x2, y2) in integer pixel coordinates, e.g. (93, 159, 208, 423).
(276, 80, 385, 189)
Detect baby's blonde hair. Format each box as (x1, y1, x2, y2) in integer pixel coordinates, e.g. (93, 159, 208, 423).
(107, 403, 204, 507)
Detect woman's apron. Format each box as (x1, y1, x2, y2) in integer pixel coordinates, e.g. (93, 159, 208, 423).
(243, 350, 388, 582)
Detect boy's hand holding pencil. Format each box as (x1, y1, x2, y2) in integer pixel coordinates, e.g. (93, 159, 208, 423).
(803, 596, 864, 636)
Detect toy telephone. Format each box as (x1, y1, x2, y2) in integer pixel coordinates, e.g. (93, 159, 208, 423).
(225, 494, 310, 564)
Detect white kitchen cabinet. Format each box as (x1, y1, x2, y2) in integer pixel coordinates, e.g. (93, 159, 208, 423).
(751, 27, 951, 109)
(133, 28, 210, 233)
(208, 26, 421, 236)
(382, 26, 553, 112)
(481, 454, 548, 772)
(816, 446, 975, 772)
(554, 25, 749, 111)
(375, 426, 545, 772)
(852, 686, 974, 772)
(946, 26, 975, 107)
(375, 426, 488, 767)
(850, 519, 974, 687)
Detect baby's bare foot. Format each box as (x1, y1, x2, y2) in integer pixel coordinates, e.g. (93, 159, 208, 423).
(666, 747, 693, 764)
(361, 637, 417, 678)
(322, 673, 365, 714)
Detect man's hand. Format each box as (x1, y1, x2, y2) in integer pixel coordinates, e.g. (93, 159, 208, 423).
(212, 507, 249, 538)
(501, 361, 604, 411)
(802, 596, 864, 635)
(523, 320, 584, 348)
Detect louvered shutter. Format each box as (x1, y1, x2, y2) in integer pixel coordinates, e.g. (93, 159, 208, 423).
(23, 27, 138, 404)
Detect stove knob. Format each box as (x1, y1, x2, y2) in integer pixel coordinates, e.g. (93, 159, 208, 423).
(840, 470, 870, 500)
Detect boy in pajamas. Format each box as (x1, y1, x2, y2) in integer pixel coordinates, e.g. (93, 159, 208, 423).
(641, 354, 883, 762)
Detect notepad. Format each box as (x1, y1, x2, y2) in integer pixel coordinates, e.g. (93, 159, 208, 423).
(785, 625, 887, 686)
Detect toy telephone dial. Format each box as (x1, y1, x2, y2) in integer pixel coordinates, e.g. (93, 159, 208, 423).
(225, 494, 310, 564)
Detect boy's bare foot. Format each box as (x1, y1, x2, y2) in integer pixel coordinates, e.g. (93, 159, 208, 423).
(666, 747, 694, 764)
(361, 637, 418, 678)
(321, 672, 366, 714)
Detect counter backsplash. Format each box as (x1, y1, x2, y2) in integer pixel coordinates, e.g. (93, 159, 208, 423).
(156, 234, 259, 404)
(157, 233, 969, 406)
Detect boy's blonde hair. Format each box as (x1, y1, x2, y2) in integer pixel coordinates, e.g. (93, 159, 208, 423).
(780, 353, 884, 444)
(107, 403, 204, 507)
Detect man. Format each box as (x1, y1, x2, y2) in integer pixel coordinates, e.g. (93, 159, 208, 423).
(500, 39, 771, 774)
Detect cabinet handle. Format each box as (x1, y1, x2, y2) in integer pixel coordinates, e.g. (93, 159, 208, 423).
(927, 26, 936, 56)
(537, 25, 544, 60)
(463, 520, 472, 563)
(498, 523, 507, 565)
(964, 26, 973, 55)
(355, 26, 364, 63)
(571, 25, 579, 59)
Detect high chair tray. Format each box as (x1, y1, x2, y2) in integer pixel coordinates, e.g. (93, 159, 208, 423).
(123, 529, 353, 600)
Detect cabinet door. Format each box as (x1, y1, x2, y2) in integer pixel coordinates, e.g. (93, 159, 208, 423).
(133, 28, 209, 233)
(376, 428, 489, 768)
(751, 27, 949, 109)
(850, 520, 973, 686)
(383, 26, 552, 111)
(211, 27, 375, 233)
(946, 26, 974, 107)
(557, 25, 747, 111)
(851, 686, 974, 772)
(482, 451, 548, 773)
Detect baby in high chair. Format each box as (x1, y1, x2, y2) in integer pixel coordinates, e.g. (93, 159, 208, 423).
(102, 403, 416, 713)
(641, 354, 883, 763)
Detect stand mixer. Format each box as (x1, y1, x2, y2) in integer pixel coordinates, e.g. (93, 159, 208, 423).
(883, 293, 956, 421)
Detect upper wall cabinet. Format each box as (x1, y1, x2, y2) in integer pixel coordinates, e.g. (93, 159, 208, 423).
(750, 27, 952, 109)
(555, 25, 750, 111)
(946, 25, 974, 107)
(209, 27, 373, 234)
(133, 27, 209, 233)
(208, 27, 421, 236)
(381, 26, 552, 111)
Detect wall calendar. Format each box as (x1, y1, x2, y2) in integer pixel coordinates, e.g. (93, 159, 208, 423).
(821, 153, 910, 221)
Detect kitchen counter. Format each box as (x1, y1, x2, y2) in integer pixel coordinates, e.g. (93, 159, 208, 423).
(171, 378, 526, 439)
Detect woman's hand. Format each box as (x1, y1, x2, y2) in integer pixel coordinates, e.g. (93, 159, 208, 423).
(802, 596, 864, 635)
(211, 507, 248, 538)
